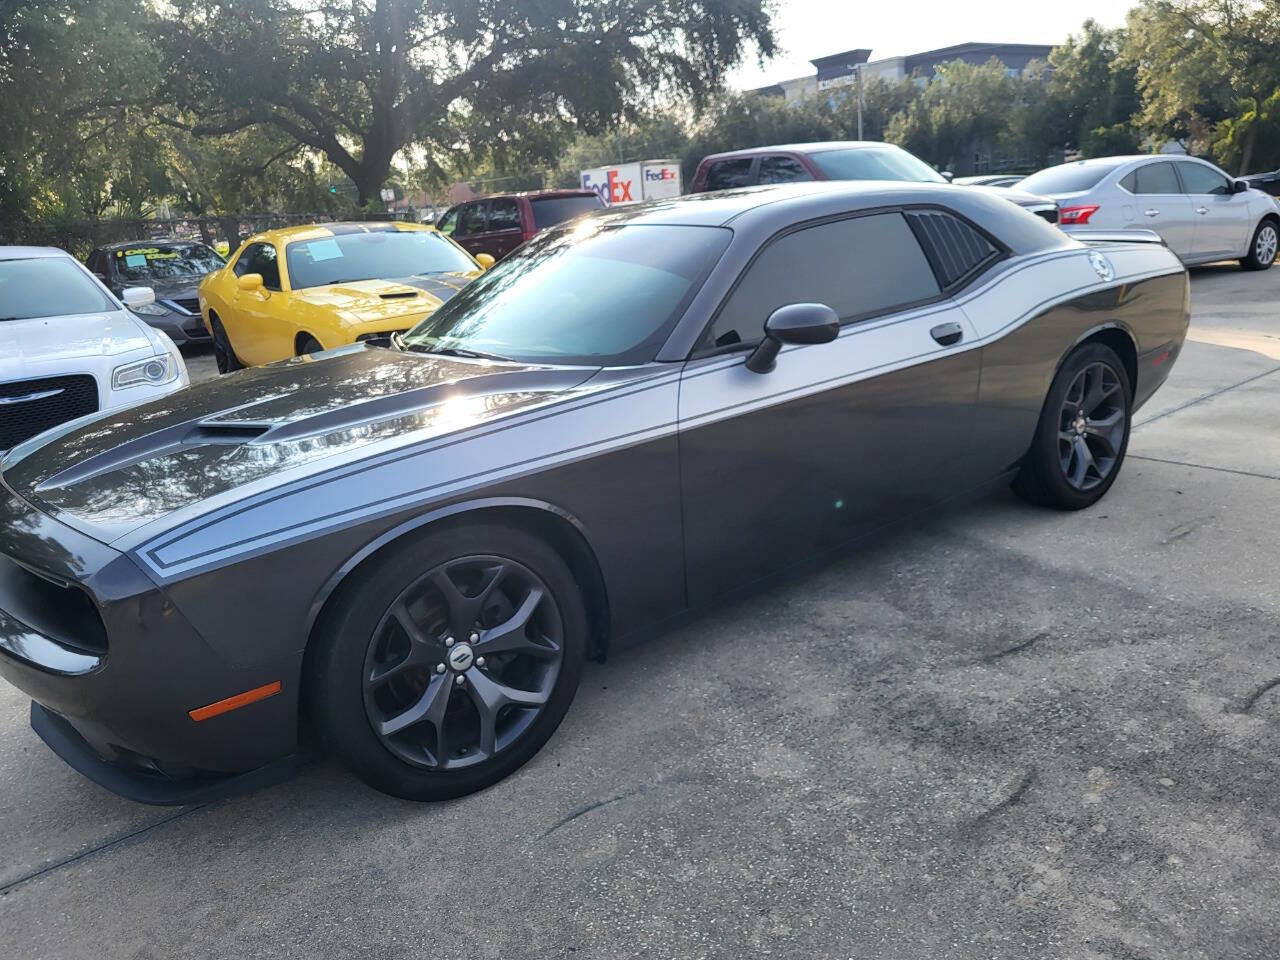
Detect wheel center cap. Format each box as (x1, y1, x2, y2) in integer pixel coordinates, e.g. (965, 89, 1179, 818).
(447, 643, 475, 672)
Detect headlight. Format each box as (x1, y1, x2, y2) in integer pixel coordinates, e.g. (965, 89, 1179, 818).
(111, 354, 179, 390)
(132, 302, 171, 317)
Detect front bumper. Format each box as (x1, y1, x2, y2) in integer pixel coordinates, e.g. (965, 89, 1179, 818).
(132, 310, 212, 347)
(0, 484, 301, 802)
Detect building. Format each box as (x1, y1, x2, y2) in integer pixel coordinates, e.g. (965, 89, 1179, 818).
(751, 42, 1055, 103)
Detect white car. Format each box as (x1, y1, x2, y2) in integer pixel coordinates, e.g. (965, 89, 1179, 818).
(1019, 155, 1280, 269)
(0, 246, 189, 455)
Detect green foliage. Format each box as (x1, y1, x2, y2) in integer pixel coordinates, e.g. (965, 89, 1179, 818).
(886, 60, 1018, 172)
(155, 0, 777, 205)
(1123, 0, 1280, 171)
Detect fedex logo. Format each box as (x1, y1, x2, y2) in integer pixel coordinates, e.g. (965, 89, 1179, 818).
(645, 168, 677, 182)
(581, 165, 639, 206)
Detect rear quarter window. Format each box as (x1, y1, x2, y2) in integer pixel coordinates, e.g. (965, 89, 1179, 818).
(530, 195, 604, 230)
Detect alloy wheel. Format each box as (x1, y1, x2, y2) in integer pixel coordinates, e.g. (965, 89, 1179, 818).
(362, 556, 564, 770)
(1058, 361, 1126, 491)
(1257, 224, 1278, 266)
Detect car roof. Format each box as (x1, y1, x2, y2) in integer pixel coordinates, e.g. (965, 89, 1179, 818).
(0, 245, 70, 261)
(699, 141, 892, 163)
(244, 221, 436, 246)
(576, 180, 1058, 237)
(450, 189, 598, 206)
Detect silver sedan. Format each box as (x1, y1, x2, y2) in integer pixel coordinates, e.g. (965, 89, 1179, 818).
(1020, 155, 1280, 269)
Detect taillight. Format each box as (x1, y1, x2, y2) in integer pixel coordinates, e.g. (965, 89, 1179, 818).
(1059, 204, 1100, 225)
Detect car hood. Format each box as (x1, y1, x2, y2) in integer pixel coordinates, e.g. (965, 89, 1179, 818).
(0, 310, 155, 373)
(290, 272, 477, 324)
(0, 345, 598, 542)
(147, 278, 204, 301)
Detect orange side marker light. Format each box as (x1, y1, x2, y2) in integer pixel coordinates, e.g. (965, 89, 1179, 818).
(189, 681, 282, 722)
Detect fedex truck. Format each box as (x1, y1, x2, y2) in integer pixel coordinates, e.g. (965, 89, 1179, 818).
(580, 160, 683, 206)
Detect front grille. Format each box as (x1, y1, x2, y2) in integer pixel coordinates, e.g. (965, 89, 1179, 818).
(1033, 208, 1059, 224)
(169, 297, 201, 315)
(0, 375, 98, 450)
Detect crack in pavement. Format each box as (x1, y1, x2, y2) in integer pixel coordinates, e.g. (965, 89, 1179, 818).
(0, 804, 208, 897)
(981, 632, 1047, 663)
(1130, 455, 1280, 483)
(1230, 677, 1280, 715)
(966, 768, 1037, 832)
(1134, 364, 1280, 428)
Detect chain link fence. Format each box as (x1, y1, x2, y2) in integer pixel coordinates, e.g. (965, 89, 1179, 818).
(0, 210, 426, 259)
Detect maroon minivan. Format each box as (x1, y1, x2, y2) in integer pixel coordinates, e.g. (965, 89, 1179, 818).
(436, 190, 604, 261)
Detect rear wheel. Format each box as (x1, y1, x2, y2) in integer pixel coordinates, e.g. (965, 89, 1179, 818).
(1241, 219, 1278, 270)
(1013, 342, 1132, 510)
(210, 315, 243, 374)
(307, 523, 587, 801)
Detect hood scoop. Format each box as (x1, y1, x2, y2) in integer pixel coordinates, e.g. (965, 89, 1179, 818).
(379, 291, 419, 300)
(34, 418, 275, 492)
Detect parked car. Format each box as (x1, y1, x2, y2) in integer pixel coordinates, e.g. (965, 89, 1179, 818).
(690, 142, 1060, 222)
(87, 239, 225, 346)
(0, 182, 1188, 805)
(0, 246, 187, 454)
(199, 221, 489, 373)
(1019, 155, 1279, 269)
(436, 190, 604, 261)
(954, 174, 1025, 188)
(1241, 168, 1280, 198)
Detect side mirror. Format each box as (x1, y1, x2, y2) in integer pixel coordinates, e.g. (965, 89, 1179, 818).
(940, 170, 955, 182)
(120, 286, 155, 309)
(237, 272, 264, 292)
(474, 253, 496, 269)
(746, 303, 840, 374)
(1233, 179, 1250, 194)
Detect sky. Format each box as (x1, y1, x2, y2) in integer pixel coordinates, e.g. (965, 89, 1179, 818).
(729, 0, 1136, 89)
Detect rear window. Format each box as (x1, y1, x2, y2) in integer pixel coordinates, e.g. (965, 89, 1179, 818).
(0, 257, 113, 320)
(704, 158, 755, 191)
(530, 195, 603, 230)
(1020, 162, 1121, 194)
(285, 231, 475, 289)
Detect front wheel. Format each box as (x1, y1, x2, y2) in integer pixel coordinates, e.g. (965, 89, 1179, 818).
(1013, 342, 1133, 510)
(1241, 219, 1278, 271)
(210, 315, 243, 374)
(307, 522, 587, 801)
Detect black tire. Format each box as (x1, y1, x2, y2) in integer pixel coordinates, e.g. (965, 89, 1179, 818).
(297, 334, 324, 356)
(1012, 342, 1133, 510)
(306, 522, 587, 801)
(210, 315, 243, 374)
(1241, 219, 1278, 271)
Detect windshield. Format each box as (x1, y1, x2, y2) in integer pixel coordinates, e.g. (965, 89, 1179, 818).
(402, 223, 731, 366)
(286, 230, 477, 289)
(1019, 161, 1123, 195)
(0, 257, 113, 320)
(110, 242, 224, 283)
(810, 146, 947, 183)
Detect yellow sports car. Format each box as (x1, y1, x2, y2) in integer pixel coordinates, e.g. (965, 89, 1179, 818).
(198, 222, 493, 372)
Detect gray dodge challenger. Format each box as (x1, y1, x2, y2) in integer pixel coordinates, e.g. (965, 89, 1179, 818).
(0, 182, 1189, 803)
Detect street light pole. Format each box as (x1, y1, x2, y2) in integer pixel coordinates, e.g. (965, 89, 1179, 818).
(857, 63, 865, 140)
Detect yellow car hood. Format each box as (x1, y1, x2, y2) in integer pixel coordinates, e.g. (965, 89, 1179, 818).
(291, 272, 477, 324)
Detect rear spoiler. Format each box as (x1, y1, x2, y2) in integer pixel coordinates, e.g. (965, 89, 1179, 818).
(1069, 229, 1167, 247)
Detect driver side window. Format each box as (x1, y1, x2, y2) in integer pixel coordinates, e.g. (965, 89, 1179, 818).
(235, 242, 282, 290)
(704, 212, 941, 350)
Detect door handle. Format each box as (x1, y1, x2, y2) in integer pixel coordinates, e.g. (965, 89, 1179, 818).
(1143, 209, 1161, 217)
(930, 322, 963, 347)
(1196, 206, 1209, 215)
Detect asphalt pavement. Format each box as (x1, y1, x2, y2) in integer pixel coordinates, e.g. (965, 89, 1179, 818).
(2, 263, 1279, 959)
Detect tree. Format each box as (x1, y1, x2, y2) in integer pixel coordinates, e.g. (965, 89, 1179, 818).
(1044, 20, 1141, 157)
(886, 60, 1017, 174)
(156, 0, 776, 206)
(1124, 0, 1280, 171)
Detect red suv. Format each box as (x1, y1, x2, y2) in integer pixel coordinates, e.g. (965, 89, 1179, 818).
(436, 190, 604, 261)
